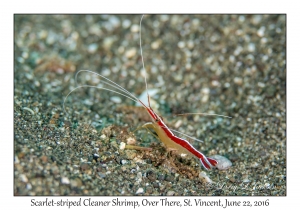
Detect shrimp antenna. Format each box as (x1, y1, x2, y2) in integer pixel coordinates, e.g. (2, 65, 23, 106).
(159, 126, 204, 143)
(63, 84, 140, 114)
(176, 112, 232, 119)
(140, 14, 151, 108)
(63, 70, 145, 115)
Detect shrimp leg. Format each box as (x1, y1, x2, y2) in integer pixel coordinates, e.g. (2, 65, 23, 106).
(132, 122, 160, 141)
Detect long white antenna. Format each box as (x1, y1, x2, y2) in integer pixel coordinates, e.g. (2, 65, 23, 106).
(176, 112, 232, 118)
(139, 14, 151, 107)
(166, 127, 204, 143)
(75, 70, 139, 102)
(63, 84, 140, 115)
(63, 70, 145, 115)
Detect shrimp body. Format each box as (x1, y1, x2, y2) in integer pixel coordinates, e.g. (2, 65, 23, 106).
(141, 103, 218, 170)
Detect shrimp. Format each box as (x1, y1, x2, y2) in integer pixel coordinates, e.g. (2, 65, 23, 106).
(64, 69, 218, 170)
(63, 15, 226, 170)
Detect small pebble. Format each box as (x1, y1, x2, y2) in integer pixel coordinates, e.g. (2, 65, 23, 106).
(14, 156, 20, 164)
(238, 15, 245, 22)
(19, 174, 28, 183)
(38, 30, 48, 39)
(177, 41, 185, 48)
(108, 16, 120, 28)
(185, 63, 192, 70)
(103, 37, 115, 50)
(248, 43, 256, 52)
(151, 40, 161, 49)
(246, 54, 255, 63)
(136, 187, 144, 194)
(100, 134, 106, 140)
(211, 80, 220, 87)
(61, 177, 70, 185)
(122, 19, 131, 29)
(234, 77, 243, 85)
(234, 46, 243, 56)
(201, 95, 209, 103)
(130, 24, 139, 33)
(93, 153, 100, 161)
(224, 82, 231, 88)
(209, 155, 232, 170)
(110, 96, 122, 103)
(87, 43, 98, 54)
(252, 15, 262, 25)
(46, 32, 56, 45)
(243, 178, 251, 183)
(167, 190, 176, 196)
(251, 162, 259, 168)
(119, 142, 126, 150)
(201, 87, 210, 95)
(121, 160, 128, 165)
(174, 120, 183, 129)
(26, 183, 32, 190)
(257, 26, 265, 37)
(125, 48, 137, 58)
(258, 82, 266, 88)
(126, 137, 136, 145)
(160, 15, 169, 22)
(187, 40, 194, 49)
(137, 172, 143, 180)
(199, 172, 213, 184)
(98, 172, 106, 178)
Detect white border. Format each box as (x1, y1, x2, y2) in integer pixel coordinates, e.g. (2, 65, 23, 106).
(3, 0, 296, 209)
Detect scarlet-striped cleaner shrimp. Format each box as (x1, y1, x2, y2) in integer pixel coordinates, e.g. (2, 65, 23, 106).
(64, 15, 229, 170)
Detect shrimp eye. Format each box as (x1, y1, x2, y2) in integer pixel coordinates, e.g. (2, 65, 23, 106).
(155, 118, 159, 122)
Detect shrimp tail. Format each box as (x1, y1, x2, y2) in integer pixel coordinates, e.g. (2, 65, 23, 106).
(207, 157, 218, 167)
(199, 156, 218, 170)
